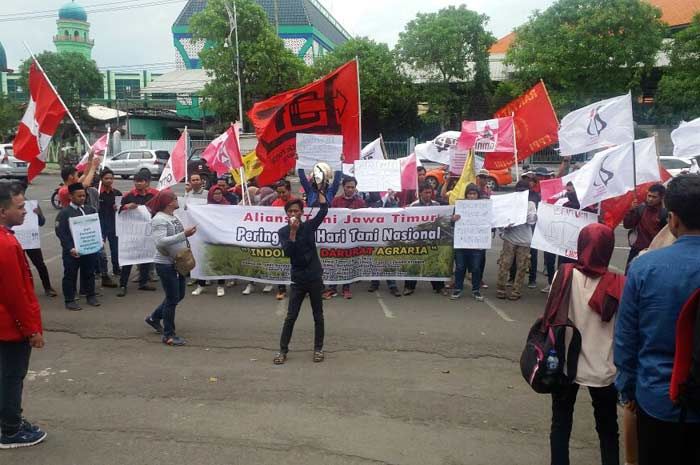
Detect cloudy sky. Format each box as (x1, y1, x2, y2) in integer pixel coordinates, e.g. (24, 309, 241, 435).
(1, 0, 556, 70)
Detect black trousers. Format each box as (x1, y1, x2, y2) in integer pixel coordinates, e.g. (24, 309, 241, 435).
(625, 247, 642, 274)
(62, 252, 97, 303)
(279, 279, 324, 353)
(550, 383, 619, 465)
(404, 280, 444, 291)
(0, 341, 31, 436)
(99, 232, 120, 275)
(637, 407, 700, 465)
(119, 263, 149, 288)
(544, 252, 557, 284)
(24, 248, 52, 291)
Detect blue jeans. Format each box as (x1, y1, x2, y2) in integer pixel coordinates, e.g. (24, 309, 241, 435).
(150, 264, 186, 337)
(454, 249, 484, 293)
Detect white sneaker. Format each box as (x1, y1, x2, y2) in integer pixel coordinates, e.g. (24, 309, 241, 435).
(262, 284, 273, 293)
(217, 286, 225, 297)
(225, 280, 236, 288)
(242, 284, 254, 295)
(192, 285, 205, 296)
(541, 284, 551, 294)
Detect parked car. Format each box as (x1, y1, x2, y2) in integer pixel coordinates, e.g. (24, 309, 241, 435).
(424, 164, 512, 191)
(659, 156, 699, 177)
(103, 149, 170, 179)
(0, 143, 29, 182)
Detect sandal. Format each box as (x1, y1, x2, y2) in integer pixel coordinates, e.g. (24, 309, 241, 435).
(273, 352, 287, 365)
(162, 335, 186, 346)
(313, 351, 325, 363)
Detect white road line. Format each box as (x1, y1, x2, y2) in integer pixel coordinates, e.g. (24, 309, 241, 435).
(375, 291, 395, 319)
(484, 298, 515, 323)
(275, 299, 286, 317)
(44, 254, 62, 264)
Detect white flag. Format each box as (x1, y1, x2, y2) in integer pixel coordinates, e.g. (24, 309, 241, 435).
(558, 93, 634, 156)
(571, 137, 660, 210)
(671, 118, 700, 159)
(360, 138, 385, 160)
(414, 131, 460, 164)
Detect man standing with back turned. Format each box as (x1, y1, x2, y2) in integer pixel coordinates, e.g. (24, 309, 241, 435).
(0, 181, 47, 449)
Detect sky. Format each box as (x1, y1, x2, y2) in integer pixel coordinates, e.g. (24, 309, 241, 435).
(1, 0, 556, 70)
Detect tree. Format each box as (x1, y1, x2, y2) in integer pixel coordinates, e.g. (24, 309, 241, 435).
(18, 51, 102, 117)
(312, 38, 418, 139)
(505, 0, 665, 112)
(0, 96, 21, 143)
(190, 0, 311, 128)
(396, 5, 495, 129)
(655, 14, 700, 122)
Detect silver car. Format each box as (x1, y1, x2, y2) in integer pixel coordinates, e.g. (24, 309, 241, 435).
(104, 149, 170, 179)
(0, 143, 29, 181)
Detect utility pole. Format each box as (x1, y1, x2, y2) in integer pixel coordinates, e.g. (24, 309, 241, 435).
(225, 0, 245, 132)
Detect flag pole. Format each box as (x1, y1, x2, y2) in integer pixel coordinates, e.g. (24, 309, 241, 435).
(379, 133, 388, 159)
(97, 124, 110, 192)
(23, 42, 92, 149)
(511, 113, 519, 179)
(355, 57, 362, 160)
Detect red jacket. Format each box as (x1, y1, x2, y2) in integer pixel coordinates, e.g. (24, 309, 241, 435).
(331, 195, 366, 209)
(0, 227, 43, 341)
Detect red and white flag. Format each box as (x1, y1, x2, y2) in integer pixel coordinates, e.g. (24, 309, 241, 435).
(398, 153, 418, 191)
(76, 133, 109, 171)
(457, 117, 515, 153)
(158, 130, 188, 190)
(201, 124, 243, 176)
(13, 63, 67, 180)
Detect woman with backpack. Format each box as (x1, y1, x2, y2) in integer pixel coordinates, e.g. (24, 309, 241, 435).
(546, 223, 625, 465)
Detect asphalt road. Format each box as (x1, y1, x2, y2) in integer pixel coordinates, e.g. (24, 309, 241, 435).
(4, 174, 634, 465)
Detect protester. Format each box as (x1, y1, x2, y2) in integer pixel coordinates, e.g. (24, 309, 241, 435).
(298, 167, 342, 207)
(510, 173, 542, 289)
(216, 177, 239, 205)
(496, 180, 537, 301)
(615, 175, 700, 464)
(97, 168, 121, 288)
(21, 187, 57, 297)
(475, 169, 492, 289)
(273, 193, 328, 365)
(258, 186, 277, 207)
(272, 179, 301, 300)
(368, 190, 401, 296)
(622, 184, 667, 272)
(549, 223, 624, 465)
(185, 172, 208, 199)
(324, 176, 365, 299)
(57, 150, 99, 208)
(55, 183, 101, 311)
(145, 190, 197, 346)
(192, 186, 230, 297)
(451, 183, 485, 302)
(0, 181, 47, 449)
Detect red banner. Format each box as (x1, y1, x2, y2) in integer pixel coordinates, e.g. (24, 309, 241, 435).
(248, 60, 360, 186)
(485, 81, 559, 170)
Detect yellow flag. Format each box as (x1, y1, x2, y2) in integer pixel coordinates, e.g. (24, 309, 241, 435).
(448, 150, 476, 205)
(231, 150, 263, 184)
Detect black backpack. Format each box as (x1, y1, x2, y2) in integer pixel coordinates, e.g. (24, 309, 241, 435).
(671, 289, 700, 419)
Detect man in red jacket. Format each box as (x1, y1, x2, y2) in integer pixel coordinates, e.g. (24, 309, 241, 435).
(0, 181, 46, 449)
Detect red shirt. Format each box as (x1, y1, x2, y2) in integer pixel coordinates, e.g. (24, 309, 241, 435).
(59, 185, 71, 208)
(331, 195, 366, 209)
(0, 227, 42, 341)
(272, 195, 302, 207)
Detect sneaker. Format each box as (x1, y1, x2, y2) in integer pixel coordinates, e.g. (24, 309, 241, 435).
(116, 286, 127, 297)
(20, 419, 42, 434)
(313, 350, 325, 363)
(0, 428, 47, 449)
(162, 335, 186, 346)
(65, 301, 82, 311)
(496, 291, 507, 300)
(541, 284, 551, 294)
(322, 289, 338, 300)
(242, 283, 254, 295)
(367, 284, 379, 293)
(273, 352, 287, 365)
(144, 317, 163, 334)
(472, 291, 485, 302)
(217, 286, 225, 297)
(192, 285, 205, 296)
(276, 290, 286, 300)
(527, 281, 537, 289)
(262, 284, 273, 293)
(508, 294, 521, 301)
(342, 288, 352, 299)
(450, 290, 463, 300)
(138, 285, 156, 291)
(481, 281, 489, 289)
(86, 296, 101, 307)
(389, 287, 401, 297)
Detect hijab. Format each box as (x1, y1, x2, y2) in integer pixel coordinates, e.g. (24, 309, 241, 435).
(207, 186, 230, 205)
(146, 189, 176, 218)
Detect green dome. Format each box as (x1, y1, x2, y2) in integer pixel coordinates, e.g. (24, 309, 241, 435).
(58, 1, 87, 22)
(0, 41, 7, 72)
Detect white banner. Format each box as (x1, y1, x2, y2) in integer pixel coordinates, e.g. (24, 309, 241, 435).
(671, 118, 700, 159)
(559, 93, 634, 156)
(531, 203, 598, 259)
(361, 138, 385, 160)
(491, 191, 529, 228)
(571, 137, 660, 210)
(69, 213, 103, 255)
(354, 159, 402, 192)
(296, 133, 343, 171)
(12, 200, 40, 250)
(414, 131, 460, 164)
(454, 199, 492, 249)
(116, 206, 156, 266)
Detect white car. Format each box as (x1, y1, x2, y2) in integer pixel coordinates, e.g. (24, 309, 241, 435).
(103, 149, 170, 179)
(659, 156, 699, 177)
(0, 143, 29, 181)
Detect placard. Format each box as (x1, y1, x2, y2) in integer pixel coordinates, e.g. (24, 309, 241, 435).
(116, 206, 156, 265)
(491, 190, 529, 228)
(296, 133, 343, 171)
(454, 199, 492, 249)
(353, 159, 402, 192)
(69, 213, 103, 255)
(12, 200, 40, 250)
(531, 203, 598, 259)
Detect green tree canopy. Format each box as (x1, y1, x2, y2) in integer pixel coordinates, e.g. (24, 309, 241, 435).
(655, 13, 700, 122)
(312, 38, 418, 139)
(505, 0, 665, 111)
(396, 5, 495, 129)
(190, 0, 311, 129)
(0, 96, 21, 143)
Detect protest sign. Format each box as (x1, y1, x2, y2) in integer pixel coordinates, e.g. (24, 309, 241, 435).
(69, 213, 102, 255)
(454, 200, 492, 249)
(490, 191, 529, 228)
(116, 206, 156, 265)
(186, 205, 456, 284)
(531, 203, 598, 259)
(354, 159, 402, 192)
(342, 163, 355, 176)
(12, 200, 40, 250)
(296, 133, 343, 171)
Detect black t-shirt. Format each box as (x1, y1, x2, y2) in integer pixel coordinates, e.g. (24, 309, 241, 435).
(278, 204, 328, 284)
(98, 188, 123, 234)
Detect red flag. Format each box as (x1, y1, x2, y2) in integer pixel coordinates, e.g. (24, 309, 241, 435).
(601, 167, 672, 229)
(201, 124, 243, 176)
(486, 81, 559, 170)
(158, 131, 188, 190)
(540, 177, 565, 202)
(248, 60, 360, 185)
(399, 153, 418, 191)
(458, 117, 515, 153)
(76, 133, 109, 171)
(13, 63, 67, 180)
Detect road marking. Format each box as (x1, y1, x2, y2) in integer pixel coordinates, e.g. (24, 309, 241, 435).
(614, 246, 631, 250)
(275, 299, 286, 317)
(375, 291, 395, 319)
(44, 254, 61, 264)
(484, 298, 515, 323)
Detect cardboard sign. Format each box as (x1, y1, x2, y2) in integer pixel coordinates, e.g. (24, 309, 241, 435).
(12, 200, 40, 250)
(69, 213, 103, 255)
(353, 159, 402, 192)
(531, 203, 598, 259)
(454, 199, 492, 249)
